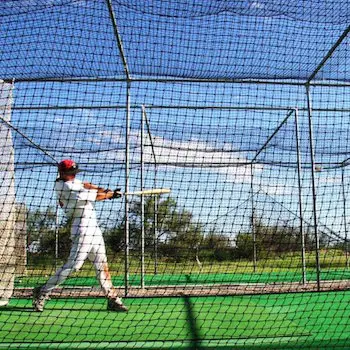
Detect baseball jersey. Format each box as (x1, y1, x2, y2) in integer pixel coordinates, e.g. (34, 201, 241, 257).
(55, 179, 98, 219)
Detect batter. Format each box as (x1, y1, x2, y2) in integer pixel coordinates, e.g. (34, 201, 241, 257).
(33, 159, 127, 312)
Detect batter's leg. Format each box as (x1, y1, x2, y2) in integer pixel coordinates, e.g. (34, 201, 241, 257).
(33, 234, 90, 311)
(88, 236, 127, 312)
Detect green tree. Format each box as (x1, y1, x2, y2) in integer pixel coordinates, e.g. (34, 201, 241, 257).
(57, 216, 73, 259)
(27, 208, 56, 255)
(105, 197, 205, 261)
(234, 219, 316, 260)
(201, 232, 234, 261)
(27, 208, 72, 260)
(105, 224, 124, 254)
(235, 232, 254, 259)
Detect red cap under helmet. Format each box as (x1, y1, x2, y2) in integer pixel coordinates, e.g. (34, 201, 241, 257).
(58, 159, 81, 174)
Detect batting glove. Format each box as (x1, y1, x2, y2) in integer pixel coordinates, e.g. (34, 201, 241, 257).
(111, 188, 122, 199)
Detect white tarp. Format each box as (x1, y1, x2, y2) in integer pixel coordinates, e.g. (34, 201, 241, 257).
(0, 80, 16, 303)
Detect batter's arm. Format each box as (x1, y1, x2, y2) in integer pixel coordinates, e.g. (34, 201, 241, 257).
(83, 182, 106, 193)
(83, 182, 122, 201)
(96, 190, 115, 201)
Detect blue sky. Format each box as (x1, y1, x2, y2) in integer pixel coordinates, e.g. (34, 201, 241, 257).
(1, 1, 350, 242)
(6, 80, 350, 242)
(1, 1, 349, 81)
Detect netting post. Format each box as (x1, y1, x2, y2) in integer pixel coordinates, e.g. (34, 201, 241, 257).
(153, 198, 158, 275)
(14, 203, 27, 276)
(250, 163, 257, 272)
(140, 106, 145, 289)
(294, 108, 306, 284)
(105, 0, 131, 296)
(341, 167, 349, 269)
(305, 85, 321, 290)
(124, 81, 131, 296)
(142, 107, 159, 275)
(55, 203, 60, 270)
(250, 108, 295, 272)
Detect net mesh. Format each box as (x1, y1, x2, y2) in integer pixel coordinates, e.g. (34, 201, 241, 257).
(0, 1, 349, 349)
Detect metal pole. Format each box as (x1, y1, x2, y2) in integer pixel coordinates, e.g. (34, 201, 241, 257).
(105, 0, 131, 296)
(294, 108, 306, 284)
(140, 106, 145, 288)
(12, 105, 350, 114)
(250, 163, 257, 272)
(11, 76, 350, 87)
(55, 203, 60, 271)
(154, 197, 158, 275)
(305, 85, 321, 290)
(124, 81, 131, 296)
(153, 161, 159, 275)
(105, 0, 130, 79)
(251, 109, 294, 163)
(341, 167, 349, 269)
(250, 109, 294, 273)
(0, 114, 58, 164)
(143, 108, 159, 275)
(306, 25, 350, 84)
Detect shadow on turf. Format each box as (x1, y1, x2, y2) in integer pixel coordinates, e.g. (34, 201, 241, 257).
(183, 275, 204, 349)
(0, 306, 35, 312)
(0, 305, 105, 312)
(183, 295, 203, 350)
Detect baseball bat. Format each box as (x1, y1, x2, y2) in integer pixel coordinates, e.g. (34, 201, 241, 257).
(124, 188, 171, 196)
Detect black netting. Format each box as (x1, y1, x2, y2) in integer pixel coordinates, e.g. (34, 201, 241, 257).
(0, 1, 349, 349)
(1, 0, 349, 81)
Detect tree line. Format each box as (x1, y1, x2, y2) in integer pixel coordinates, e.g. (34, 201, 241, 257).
(26, 197, 343, 264)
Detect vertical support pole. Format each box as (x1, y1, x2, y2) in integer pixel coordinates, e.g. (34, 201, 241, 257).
(105, 0, 131, 297)
(341, 167, 349, 269)
(154, 197, 158, 275)
(141, 107, 159, 275)
(145, 108, 159, 275)
(294, 108, 306, 284)
(140, 106, 145, 288)
(14, 203, 27, 276)
(250, 163, 257, 272)
(305, 85, 321, 290)
(55, 203, 60, 271)
(153, 157, 158, 275)
(124, 81, 131, 297)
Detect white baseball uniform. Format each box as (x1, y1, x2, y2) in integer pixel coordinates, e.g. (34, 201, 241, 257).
(41, 178, 119, 299)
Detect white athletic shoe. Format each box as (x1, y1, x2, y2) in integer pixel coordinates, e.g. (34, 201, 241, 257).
(32, 286, 49, 312)
(107, 298, 128, 312)
(0, 299, 9, 307)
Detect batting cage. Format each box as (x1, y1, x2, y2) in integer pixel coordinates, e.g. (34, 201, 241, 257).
(0, 1, 349, 349)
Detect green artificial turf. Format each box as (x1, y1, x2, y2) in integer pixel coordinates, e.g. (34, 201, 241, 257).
(0, 291, 348, 349)
(15, 268, 350, 288)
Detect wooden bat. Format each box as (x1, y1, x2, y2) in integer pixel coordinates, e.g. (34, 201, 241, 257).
(124, 188, 171, 196)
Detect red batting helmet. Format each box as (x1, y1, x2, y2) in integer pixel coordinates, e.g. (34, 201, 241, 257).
(58, 159, 81, 175)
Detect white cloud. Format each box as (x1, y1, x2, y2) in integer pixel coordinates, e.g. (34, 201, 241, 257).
(250, 2, 264, 9)
(318, 175, 342, 185)
(259, 183, 295, 196)
(122, 130, 263, 183)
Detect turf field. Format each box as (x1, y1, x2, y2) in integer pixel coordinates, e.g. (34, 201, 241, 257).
(0, 291, 349, 349)
(14, 268, 350, 288)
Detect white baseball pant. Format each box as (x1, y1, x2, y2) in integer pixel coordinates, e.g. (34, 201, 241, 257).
(42, 216, 118, 299)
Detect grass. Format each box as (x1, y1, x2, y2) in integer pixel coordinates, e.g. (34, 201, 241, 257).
(20, 250, 349, 289)
(15, 268, 350, 289)
(27, 249, 349, 274)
